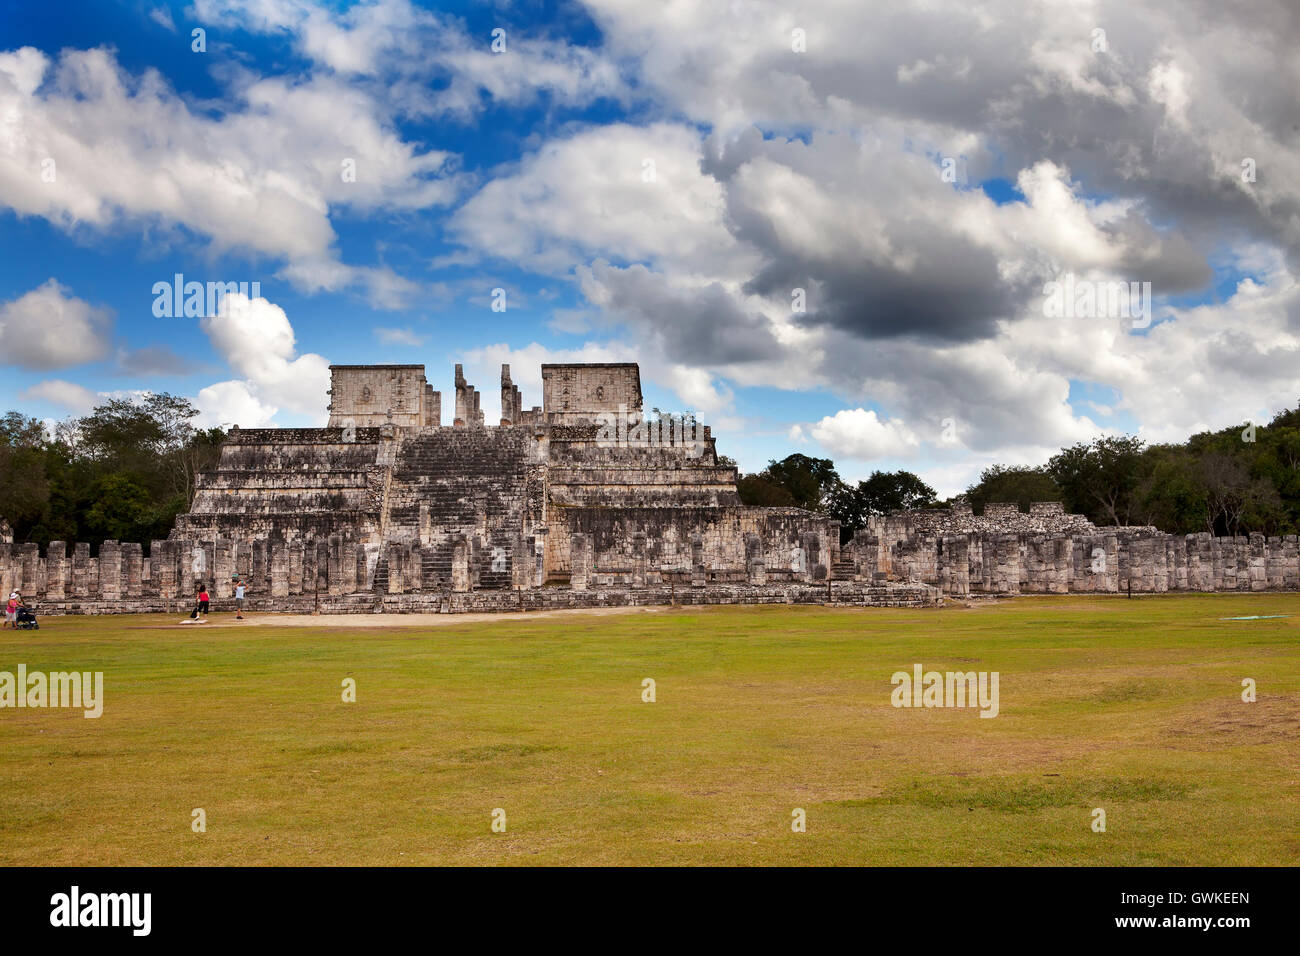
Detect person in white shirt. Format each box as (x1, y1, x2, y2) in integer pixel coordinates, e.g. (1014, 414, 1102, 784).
(234, 580, 247, 620)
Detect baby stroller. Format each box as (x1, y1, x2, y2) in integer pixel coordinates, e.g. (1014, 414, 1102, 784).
(14, 603, 38, 630)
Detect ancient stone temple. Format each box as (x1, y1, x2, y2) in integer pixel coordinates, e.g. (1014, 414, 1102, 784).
(2, 362, 934, 614)
(10, 361, 1291, 615)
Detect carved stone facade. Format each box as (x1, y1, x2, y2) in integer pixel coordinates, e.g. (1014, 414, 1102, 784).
(10, 362, 918, 614)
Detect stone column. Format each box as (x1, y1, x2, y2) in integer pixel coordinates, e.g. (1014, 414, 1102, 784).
(631, 533, 647, 588)
(534, 536, 547, 588)
(451, 537, 470, 593)
(122, 543, 143, 600)
(341, 538, 358, 594)
(252, 540, 267, 594)
(745, 533, 766, 586)
(690, 533, 706, 587)
(570, 533, 590, 591)
(271, 542, 289, 598)
(19, 542, 40, 597)
(235, 540, 252, 584)
(1249, 533, 1268, 591)
(1284, 535, 1299, 590)
(71, 542, 90, 598)
(157, 541, 177, 600)
(328, 535, 344, 596)
(98, 541, 121, 602)
(994, 534, 1020, 594)
(385, 542, 405, 594)
(940, 534, 970, 598)
(289, 540, 304, 595)
(801, 531, 822, 582)
(45, 542, 67, 600)
(852, 531, 877, 582)
(214, 538, 234, 598)
(511, 535, 534, 590)
(1267, 536, 1286, 590)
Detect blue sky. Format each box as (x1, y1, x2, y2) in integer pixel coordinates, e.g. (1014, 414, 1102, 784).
(1, 0, 1296, 496)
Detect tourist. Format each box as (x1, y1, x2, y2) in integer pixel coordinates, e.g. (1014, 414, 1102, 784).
(193, 583, 210, 622)
(234, 579, 246, 620)
(3, 591, 17, 629)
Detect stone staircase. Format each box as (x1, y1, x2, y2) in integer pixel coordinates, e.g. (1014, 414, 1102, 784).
(831, 556, 856, 580)
(379, 428, 538, 590)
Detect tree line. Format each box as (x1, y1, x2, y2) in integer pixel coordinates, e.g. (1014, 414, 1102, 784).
(733, 402, 1300, 540)
(0, 394, 225, 547)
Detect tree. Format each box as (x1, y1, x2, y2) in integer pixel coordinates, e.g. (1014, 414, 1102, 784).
(737, 474, 797, 506)
(965, 464, 1061, 514)
(828, 470, 937, 541)
(1133, 446, 1207, 533)
(83, 473, 159, 542)
(0, 412, 51, 535)
(1047, 435, 1145, 526)
(760, 454, 840, 511)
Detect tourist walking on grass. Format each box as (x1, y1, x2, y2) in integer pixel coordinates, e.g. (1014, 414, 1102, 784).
(4, 591, 18, 629)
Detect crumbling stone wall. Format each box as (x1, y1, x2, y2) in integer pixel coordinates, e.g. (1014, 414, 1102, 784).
(327, 365, 438, 428)
(541, 363, 642, 423)
(855, 528, 1300, 598)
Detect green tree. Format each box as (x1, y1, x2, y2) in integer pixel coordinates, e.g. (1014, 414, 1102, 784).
(760, 454, 840, 511)
(965, 464, 1061, 513)
(828, 470, 937, 541)
(1047, 435, 1146, 526)
(0, 412, 51, 536)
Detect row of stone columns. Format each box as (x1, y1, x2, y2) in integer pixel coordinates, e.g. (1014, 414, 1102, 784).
(868, 530, 1300, 596)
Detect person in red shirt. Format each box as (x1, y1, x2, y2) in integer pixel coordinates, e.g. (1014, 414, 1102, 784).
(195, 584, 210, 622)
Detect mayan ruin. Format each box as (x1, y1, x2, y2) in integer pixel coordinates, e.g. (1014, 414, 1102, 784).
(3, 360, 1300, 616)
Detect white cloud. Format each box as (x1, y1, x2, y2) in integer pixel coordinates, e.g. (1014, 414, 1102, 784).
(199, 293, 330, 422)
(194, 380, 278, 429)
(450, 123, 748, 277)
(0, 46, 459, 306)
(20, 379, 99, 413)
(374, 326, 426, 347)
(192, 0, 628, 115)
(805, 408, 923, 460)
(148, 7, 176, 32)
(0, 279, 112, 369)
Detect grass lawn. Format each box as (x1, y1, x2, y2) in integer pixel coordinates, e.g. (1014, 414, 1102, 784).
(1, 594, 1297, 866)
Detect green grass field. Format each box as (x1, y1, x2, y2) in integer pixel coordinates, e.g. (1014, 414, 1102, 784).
(2, 594, 1297, 866)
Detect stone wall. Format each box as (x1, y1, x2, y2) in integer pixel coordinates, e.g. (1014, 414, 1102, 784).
(541, 363, 642, 423)
(327, 365, 438, 428)
(0, 536, 929, 614)
(868, 500, 1103, 542)
(850, 528, 1300, 598)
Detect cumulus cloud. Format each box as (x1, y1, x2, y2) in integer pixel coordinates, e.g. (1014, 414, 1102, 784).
(0, 45, 458, 307)
(20, 379, 99, 413)
(0, 280, 112, 369)
(191, 0, 627, 116)
(194, 380, 278, 429)
(443, 0, 1300, 472)
(199, 293, 331, 424)
(803, 408, 923, 461)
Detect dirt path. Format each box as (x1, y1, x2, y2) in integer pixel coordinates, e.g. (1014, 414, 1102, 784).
(134, 605, 673, 629)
